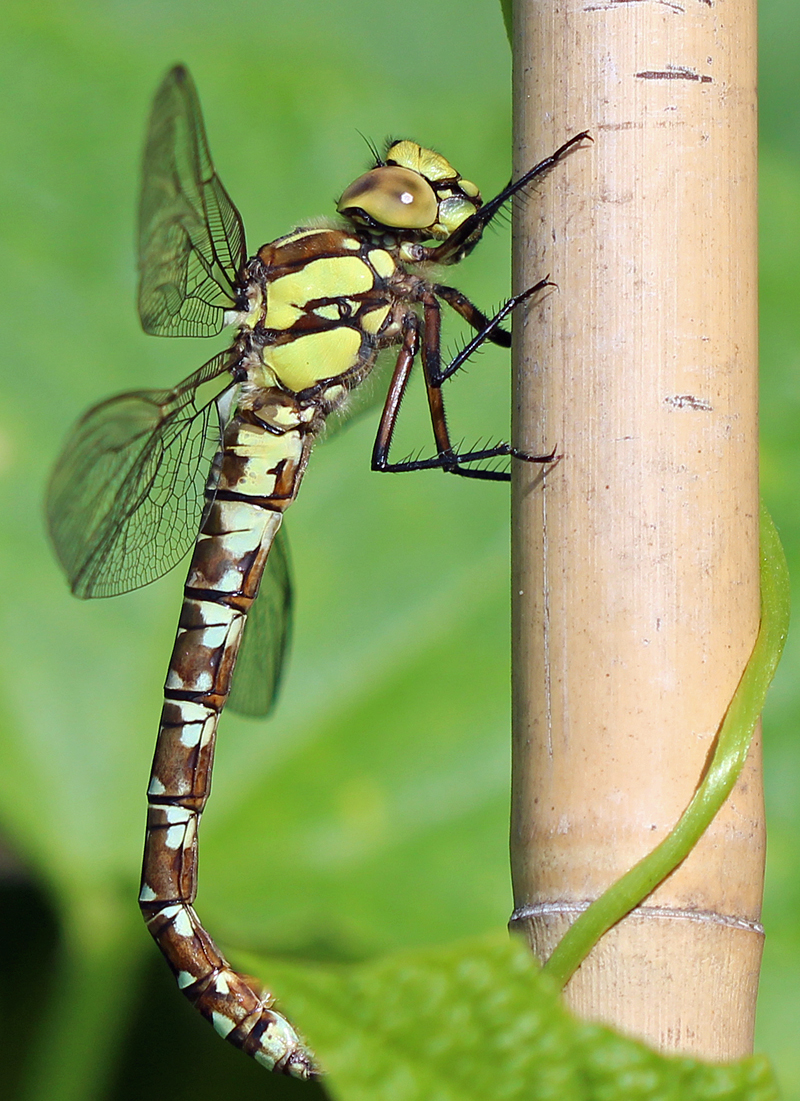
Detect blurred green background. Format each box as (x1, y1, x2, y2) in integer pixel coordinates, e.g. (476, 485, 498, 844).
(0, 1, 797, 1099)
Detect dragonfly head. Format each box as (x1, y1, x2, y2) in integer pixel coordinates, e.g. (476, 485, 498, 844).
(337, 140, 482, 243)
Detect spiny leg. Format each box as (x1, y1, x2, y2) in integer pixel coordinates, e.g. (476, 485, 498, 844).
(371, 311, 419, 472)
(372, 298, 470, 476)
(433, 279, 553, 385)
(423, 131, 591, 266)
(433, 284, 512, 349)
(372, 287, 555, 479)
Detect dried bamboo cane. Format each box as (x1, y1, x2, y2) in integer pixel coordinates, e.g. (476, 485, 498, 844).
(509, 0, 761, 1060)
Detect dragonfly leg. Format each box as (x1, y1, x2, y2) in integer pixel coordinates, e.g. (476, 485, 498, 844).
(372, 289, 556, 480)
(434, 284, 513, 349)
(372, 297, 467, 476)
(423, 130, 591, 266)
(371, 311, 419, 471)
(433, 278, 553, 384)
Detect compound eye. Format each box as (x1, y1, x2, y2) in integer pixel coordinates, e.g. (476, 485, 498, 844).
(337, 166, 438, 229)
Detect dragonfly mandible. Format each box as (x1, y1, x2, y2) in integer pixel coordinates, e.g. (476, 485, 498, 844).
(46, 65, 588, 1078)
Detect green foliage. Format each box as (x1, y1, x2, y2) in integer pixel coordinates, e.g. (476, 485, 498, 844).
(0, 0, 797, 1099)
(259, 935, 777, 1101)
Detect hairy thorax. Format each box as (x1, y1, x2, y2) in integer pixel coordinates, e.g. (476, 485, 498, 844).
(230, 227, 418, 409)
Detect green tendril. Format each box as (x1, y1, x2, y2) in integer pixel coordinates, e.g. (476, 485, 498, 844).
(542, 501, 790, 987)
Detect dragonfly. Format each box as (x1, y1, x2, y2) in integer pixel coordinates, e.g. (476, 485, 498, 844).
(46, 65, 588, 1078)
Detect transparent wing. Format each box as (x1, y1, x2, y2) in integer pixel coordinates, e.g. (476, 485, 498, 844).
(47, 352, 233, 599)
(228, 526, 293, 718)
(138, 65, 246, 338)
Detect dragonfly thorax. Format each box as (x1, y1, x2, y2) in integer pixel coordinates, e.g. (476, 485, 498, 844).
(237, 227, 403, 396)
(337, 140, 481, 243)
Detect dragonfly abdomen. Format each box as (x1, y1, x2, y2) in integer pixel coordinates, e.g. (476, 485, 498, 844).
(139, 408, 316, 1077)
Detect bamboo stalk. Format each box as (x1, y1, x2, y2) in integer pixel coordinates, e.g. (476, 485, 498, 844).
(509, 0, 761, 1060)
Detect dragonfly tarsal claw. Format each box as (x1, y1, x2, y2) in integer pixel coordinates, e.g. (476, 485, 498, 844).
(509, 443, 559, 464)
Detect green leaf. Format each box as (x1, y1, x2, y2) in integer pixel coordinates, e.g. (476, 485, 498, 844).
(250, 935, 778, 1101)
(500, 0, 512, 45)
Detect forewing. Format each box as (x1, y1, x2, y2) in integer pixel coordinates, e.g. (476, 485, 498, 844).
(228, 525, 293, 718)
(47, 352, 234, 599)
(138, 65, 247, 338)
